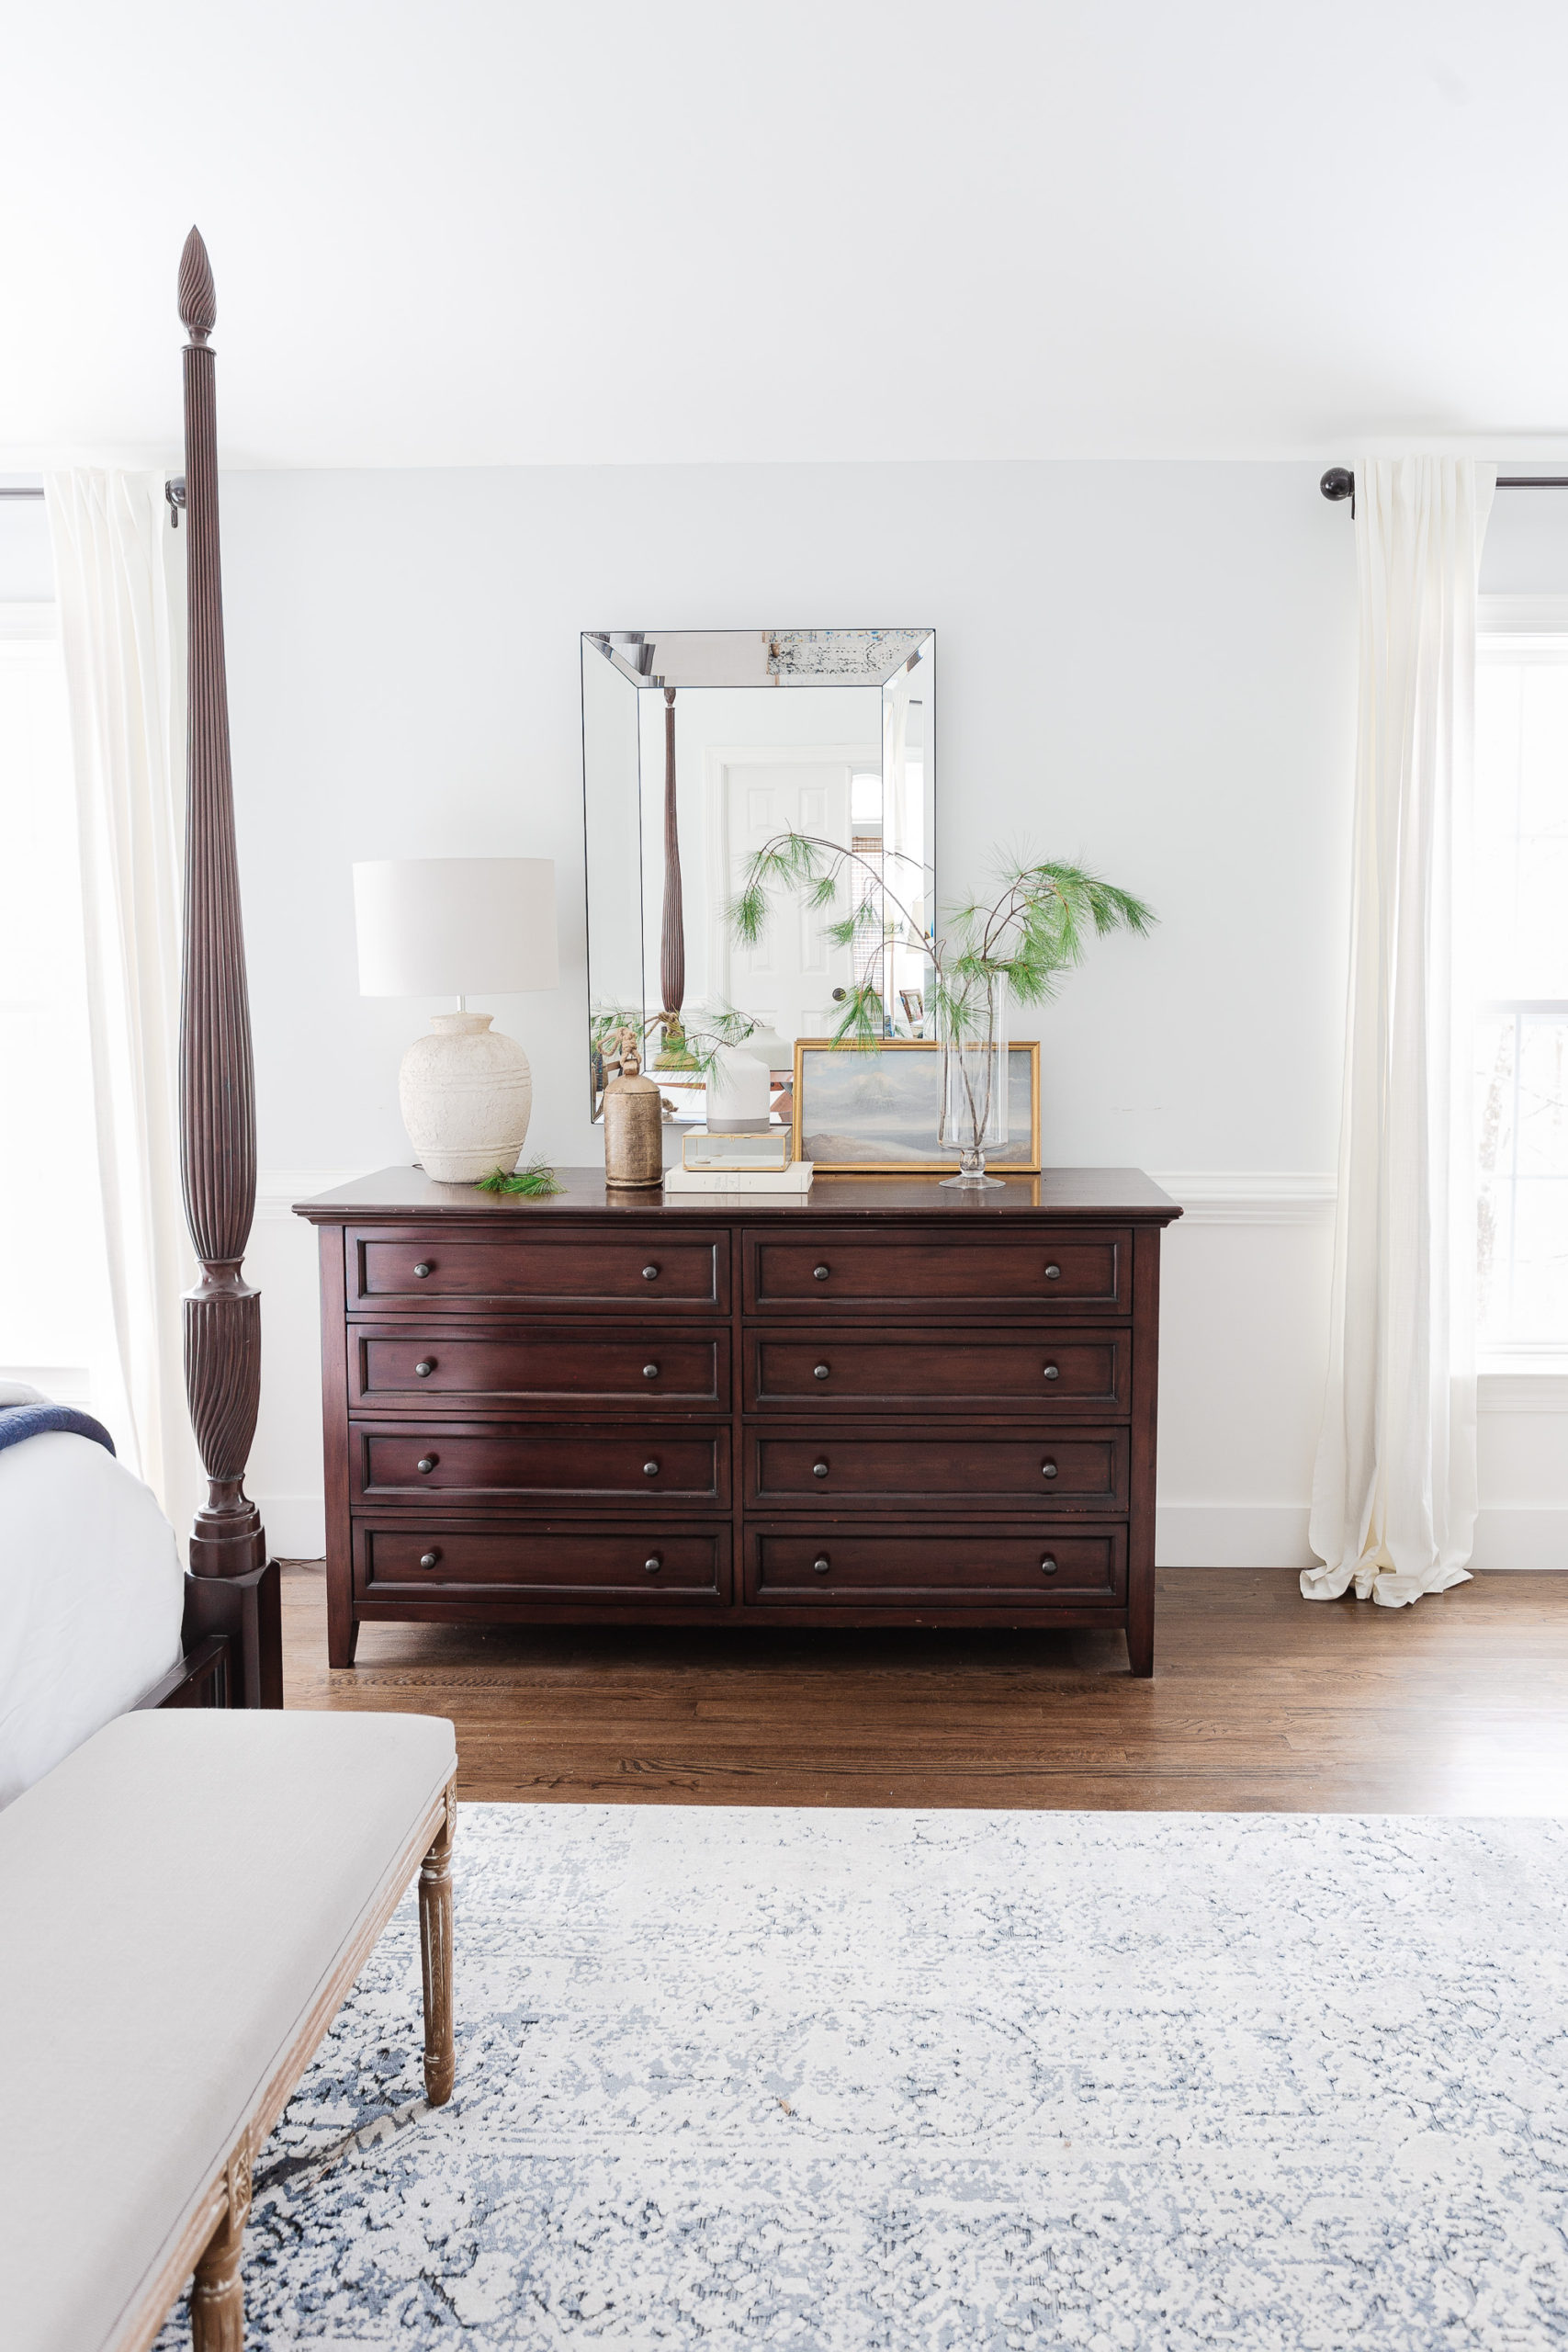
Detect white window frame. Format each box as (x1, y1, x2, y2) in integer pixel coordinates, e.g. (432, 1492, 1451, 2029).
(1474, 594, 1568, 1385)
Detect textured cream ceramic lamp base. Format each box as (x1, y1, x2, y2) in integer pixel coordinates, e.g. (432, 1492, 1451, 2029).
(399, 1011, 534, 1182)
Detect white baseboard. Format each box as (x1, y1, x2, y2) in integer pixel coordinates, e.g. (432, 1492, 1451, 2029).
(259, 1495, 326, 1560)
(1158, 1502, 1568, 1570)
(1156, 1505, 1314, 1567)
(1472, 1509, 1568, 1571)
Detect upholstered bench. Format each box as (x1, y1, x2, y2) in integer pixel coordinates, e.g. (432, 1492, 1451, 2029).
(0, 1708, 457, 2352)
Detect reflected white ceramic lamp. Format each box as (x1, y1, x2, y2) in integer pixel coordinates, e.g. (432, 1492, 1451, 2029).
(354, 858, 558, 1182)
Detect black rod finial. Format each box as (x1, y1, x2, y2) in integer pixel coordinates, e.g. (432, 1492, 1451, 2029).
(1320, 466, 1356, 505)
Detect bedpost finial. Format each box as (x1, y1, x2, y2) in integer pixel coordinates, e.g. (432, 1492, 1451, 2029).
(178, 226, 217, 343)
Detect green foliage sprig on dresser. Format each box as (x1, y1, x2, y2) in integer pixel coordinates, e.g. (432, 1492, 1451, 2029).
(728, 833, 1156, 1047)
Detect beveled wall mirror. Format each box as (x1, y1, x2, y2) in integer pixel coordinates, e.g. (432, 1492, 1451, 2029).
(582, 628, 936, 1119)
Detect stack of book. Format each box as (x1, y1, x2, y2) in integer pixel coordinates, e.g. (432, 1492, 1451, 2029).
(663, 1128, 814, 1196)
(663, 1159, 814, 1196)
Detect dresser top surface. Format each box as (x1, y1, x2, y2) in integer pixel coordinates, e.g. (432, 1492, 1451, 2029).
(294, 1166, 1182, 1225)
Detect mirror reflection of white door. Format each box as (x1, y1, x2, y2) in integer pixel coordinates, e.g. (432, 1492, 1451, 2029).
(705, 748, 877, 1041)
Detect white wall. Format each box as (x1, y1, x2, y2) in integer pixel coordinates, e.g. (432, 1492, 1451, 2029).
(178, 460, 1568, 1566)
(222, 458, 1357, 1557)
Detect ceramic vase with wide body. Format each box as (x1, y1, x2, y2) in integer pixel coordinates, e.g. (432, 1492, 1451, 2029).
(398, 1012, 533, 1182)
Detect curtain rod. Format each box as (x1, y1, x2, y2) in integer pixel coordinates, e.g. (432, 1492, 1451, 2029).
(1321, 466, 1568, 514)
(11, 474, 1568, 513)
(0, 481, 188, 525)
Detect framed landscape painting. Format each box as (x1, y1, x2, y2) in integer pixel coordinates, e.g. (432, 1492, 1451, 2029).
(791, 1039, 1041, 1174)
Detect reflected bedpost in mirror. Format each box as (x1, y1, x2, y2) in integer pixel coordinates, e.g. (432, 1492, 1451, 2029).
(581, 628, 936, 1123)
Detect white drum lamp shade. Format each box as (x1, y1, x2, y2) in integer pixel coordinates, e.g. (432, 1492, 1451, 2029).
(353, 858, 558, 998)
(352, 858, 559, 1183)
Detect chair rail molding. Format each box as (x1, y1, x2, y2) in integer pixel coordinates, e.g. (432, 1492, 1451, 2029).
(1151, 1171, 1337, 1226)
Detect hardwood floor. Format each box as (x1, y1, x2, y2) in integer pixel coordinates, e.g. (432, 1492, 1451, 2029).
(280, 1564, 1568, 1812)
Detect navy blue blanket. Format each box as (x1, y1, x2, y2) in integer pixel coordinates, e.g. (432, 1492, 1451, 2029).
(0, 1403, 116, 1458)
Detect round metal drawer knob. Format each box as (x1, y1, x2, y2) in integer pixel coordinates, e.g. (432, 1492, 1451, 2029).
(642, 1263, 660, 1281)
(813, 1363, 830, 1380)
(414, 1359, 435, 1378)
(1042, 1461, 1058, 1478)
(412, 1262, 433, 1279)
(1044, 1264, 1061, 1281)
(420, 1549, 441, 1570)
(644, 1554, 662, 1574)
(643, 1459, 660, 1476)
(1041, 1555, 1058, 1576)
(417, 1455, 437, 1475)
(813, 1555, 831, 1575)
(1043, 1364, 1059, 1381)
(643, 1363, 660, 1379)
(812, 1459, 829, 1478)
(813, 1263, 830, 1281)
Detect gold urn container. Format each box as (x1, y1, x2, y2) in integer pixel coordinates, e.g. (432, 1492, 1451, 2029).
(603, 1071, 664, 1188)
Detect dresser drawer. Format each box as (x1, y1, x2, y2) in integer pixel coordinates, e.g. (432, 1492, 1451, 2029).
(744, 1423, 1130, 1512)
(356, 1522, 727, 1600)
(744, 1227, 1129, 1317)
(353, 1422, 730, 1506)
(743, 1327, 1130, 1416)
(346, 1226, 728, 1312)
(349, 1323, 728, 1413)
(746, 1525, 1125, 1604)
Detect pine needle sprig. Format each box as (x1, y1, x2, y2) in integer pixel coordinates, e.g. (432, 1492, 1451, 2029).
(475, 1159, 566, 1197)
(726, 833, 1154, 1043)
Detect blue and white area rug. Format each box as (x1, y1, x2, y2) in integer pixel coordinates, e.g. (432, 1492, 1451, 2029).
(158, 1806, 1568, 2349)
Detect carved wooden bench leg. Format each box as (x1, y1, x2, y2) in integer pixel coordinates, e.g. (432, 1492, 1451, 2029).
(190, 2131, 253, 2351)
(419, 1781, 456, 2106)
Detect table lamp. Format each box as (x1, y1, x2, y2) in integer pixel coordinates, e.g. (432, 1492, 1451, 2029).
(353, 857, 559, 1182)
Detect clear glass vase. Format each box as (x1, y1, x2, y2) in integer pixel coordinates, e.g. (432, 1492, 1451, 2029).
(938, 972, 1009, 1188)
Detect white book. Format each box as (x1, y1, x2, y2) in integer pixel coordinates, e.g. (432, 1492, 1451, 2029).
(663, 1160, 815, 1195)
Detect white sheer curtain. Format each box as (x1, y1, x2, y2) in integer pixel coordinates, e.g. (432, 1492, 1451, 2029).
(1305, 457, 1495, 1608)
(44, 471, 198, 1541)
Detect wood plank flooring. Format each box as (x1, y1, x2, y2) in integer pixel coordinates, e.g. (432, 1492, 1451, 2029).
(280, 1564, 1568, 1812)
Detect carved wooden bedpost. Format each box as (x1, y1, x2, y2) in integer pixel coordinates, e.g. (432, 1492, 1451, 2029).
(175, 227, 282, 1708)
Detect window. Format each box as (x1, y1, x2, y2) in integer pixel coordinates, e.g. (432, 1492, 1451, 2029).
(1474, 601, 1568, 1358)
(0, 605, 111, 1412)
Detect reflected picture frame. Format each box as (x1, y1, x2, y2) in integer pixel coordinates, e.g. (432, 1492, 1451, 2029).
(790, 1038, 1042, 1174)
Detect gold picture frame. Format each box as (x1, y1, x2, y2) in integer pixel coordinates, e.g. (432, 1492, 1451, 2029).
(790, 1038, 1042, 1175)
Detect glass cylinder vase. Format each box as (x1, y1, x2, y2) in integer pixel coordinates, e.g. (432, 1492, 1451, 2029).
(937, 971, 1009, 1189)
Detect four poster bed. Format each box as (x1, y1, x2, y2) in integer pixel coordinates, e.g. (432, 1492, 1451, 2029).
(0, 230, 279, 1800)
(164, 224, 282, 1713)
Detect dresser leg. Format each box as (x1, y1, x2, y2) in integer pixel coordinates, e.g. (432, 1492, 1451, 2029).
(327, 1566, 359, 1667)
(1127, 1618, 1154, 1678)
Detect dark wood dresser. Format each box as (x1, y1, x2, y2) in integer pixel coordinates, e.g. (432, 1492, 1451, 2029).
(295, 1169, 1181, 1675)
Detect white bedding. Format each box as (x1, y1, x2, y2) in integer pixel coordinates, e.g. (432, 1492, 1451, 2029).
(0, 1429, 184, 1809)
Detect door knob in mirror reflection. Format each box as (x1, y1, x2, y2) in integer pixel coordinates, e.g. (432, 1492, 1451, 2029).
(417, 1456, 437, 1475)
(643, 1460, 660, 1476)
(813, 1555, 831, 1575)
(414, 1360, 435, 1378)
(420, 1550, 441, 1569)
(644, 1555, 662, 1573)
(812, 1460, 829, 1478)
(1042, 1461, 1058, 1478)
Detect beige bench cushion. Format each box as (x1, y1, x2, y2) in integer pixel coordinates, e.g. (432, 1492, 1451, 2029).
(0, 1708, 457, 2352)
